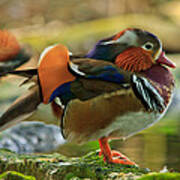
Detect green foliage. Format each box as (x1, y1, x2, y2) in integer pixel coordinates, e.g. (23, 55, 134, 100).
(138, 172, 180, 180)
(0, 149, 149, 179)
(0, 171, 36, 180)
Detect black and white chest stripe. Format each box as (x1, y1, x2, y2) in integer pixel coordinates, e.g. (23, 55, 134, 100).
(131, 74, 165, 113)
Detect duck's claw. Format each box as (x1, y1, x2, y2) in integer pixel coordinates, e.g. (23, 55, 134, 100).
(110, 150, 136, 165)
(99, 150, 136, 165)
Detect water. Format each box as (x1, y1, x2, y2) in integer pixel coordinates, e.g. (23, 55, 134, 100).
(113, 120, 180, 171)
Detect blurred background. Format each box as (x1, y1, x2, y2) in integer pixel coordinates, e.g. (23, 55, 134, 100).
(0, 0, 180, 171)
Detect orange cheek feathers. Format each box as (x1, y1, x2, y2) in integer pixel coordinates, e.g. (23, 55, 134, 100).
(38, 44, 76, 104)
(115, 47, 153, 72)
(0, 30, 20, 62)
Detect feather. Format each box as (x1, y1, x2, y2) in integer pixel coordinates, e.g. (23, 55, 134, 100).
(0, 86, 41, 131)
(38, 44, 75, 104)
(51, 100, 64, 119)
(70, 58, 130, 84)
(1, 69, 37, 78)
(0, 30, 20, 62)
(115, 47, 153, 72)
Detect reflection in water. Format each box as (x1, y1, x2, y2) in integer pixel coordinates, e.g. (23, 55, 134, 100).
(114, 134, 168, 171)
(166, 135, 180, 171)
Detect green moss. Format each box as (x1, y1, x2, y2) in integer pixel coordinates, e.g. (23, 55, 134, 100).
(0, 149, 179, 179)
(0, 149, 149, 179)
(138, 172, 180, 180)
(0, 171, 36, 180)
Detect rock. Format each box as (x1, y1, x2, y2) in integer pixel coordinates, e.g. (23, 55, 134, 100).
(0, 149, 150, 180)
(0, 149, 179, 179)
(0, 121, 65, 153)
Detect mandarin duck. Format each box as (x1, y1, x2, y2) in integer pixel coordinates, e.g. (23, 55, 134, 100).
(0, 30, 32, 75)
(0, 28, 175, 165)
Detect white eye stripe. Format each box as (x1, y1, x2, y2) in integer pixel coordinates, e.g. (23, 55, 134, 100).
(101, 30, 137, 46)
(154, 41, 162, 60)
(142, 42, 154, 50)
(142, 41, 163, 60)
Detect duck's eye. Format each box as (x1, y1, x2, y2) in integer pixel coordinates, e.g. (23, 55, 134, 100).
(142, 42, 153, 50)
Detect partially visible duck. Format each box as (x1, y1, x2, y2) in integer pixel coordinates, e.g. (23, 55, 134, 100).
(0, 30, 32, 74)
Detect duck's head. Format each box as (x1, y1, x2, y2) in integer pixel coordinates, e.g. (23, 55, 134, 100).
(86, 28, 176, 72)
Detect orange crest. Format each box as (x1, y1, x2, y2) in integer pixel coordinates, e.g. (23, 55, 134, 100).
(0, 30, 20, 62)
(115, 47, 153, 72)
(38, 44, 75, 104)
(113, 28, 133, 40)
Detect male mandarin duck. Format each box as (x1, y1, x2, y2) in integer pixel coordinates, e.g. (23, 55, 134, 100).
(0, 30, 31, 75)
(0, 28, 175, 165)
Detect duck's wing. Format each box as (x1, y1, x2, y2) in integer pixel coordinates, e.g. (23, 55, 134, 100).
(69, 58, 165, 112)
(68, 58, 132, 100)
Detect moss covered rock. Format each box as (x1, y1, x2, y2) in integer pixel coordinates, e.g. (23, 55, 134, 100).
(0, 149, 179, 179)
(0, 149, 149, 179)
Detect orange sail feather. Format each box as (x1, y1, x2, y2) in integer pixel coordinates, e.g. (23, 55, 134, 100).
(38, 44, 75, 104)
(0, 30, 20, 62)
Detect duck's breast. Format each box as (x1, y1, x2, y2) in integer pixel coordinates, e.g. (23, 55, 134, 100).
(62, 88, 157, 143)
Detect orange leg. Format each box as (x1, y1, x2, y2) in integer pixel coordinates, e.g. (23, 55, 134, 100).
(98, 137, 136, 165)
